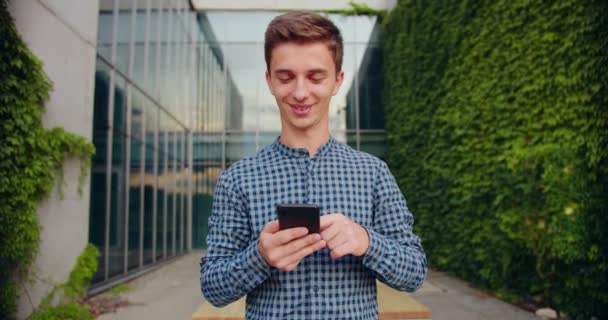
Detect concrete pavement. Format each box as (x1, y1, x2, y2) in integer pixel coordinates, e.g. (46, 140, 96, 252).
(412, 271, 537, 320)
(95, 251, 538, 320)
(95, 252, 204, 320)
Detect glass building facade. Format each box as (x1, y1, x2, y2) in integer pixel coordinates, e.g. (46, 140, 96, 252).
(89, 0, 385, 289)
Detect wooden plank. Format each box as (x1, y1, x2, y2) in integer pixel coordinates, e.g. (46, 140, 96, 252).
(191, 297, 246, 320)
(193, 281, 431, 320)
(377, 281, 432, 319)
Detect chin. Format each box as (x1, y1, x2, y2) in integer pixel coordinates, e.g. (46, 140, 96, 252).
(288, 120, 315, 131)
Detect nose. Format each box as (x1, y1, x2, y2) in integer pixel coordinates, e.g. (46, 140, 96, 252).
(292, 78, 308, 101)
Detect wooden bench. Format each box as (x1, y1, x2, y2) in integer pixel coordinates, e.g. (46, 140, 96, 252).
(193, 281, 431, 320)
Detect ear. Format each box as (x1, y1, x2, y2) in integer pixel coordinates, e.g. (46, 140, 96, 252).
(265, 70, 275, 96)
(332, 70, 345, 96)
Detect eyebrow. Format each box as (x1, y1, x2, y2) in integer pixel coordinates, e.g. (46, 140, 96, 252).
(274, 69, 293, 76)
(273, 69, 328, 76)
(307, 69, 328, 76)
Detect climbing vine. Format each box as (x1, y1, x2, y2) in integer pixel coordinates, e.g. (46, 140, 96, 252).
(383, 0, 608, 318)
(0, 0, 95, 318)
(324, 1, 386, 17)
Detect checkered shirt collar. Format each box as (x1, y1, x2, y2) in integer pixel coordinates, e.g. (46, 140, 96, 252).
(272, 136, 336, 159)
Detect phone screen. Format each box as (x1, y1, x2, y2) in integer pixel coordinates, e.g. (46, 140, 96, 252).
(276, 204, 320, 233)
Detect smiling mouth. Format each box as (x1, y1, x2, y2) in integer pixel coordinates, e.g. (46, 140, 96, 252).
(290, 104, 313, 115)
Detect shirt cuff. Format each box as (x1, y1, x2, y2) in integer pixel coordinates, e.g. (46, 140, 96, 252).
(232, 240, 272, 289)
(361, 227, 389, 270)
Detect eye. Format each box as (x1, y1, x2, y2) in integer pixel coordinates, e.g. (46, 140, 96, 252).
(310, 76, 325, 83)
(277, 76, 293, 83)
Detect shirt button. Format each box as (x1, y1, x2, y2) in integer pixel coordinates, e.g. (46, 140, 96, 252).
(313, 286, 319, 292)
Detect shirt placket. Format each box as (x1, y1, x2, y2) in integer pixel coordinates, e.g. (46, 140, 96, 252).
(307, 157, 321, 318)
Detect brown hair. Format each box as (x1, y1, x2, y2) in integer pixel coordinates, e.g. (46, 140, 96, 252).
(264, 11, 343, 73)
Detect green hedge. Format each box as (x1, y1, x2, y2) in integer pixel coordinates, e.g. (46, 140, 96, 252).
(383, 0, 607, 318)
(0, 1, 94, 318)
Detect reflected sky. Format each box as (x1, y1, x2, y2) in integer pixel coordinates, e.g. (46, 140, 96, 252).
(205, 11, 379, 133)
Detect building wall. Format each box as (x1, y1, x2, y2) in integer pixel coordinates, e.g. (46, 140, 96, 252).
(191, 0, 397, 11)
(88, 1, 238, 290)
(8, 0, 99, 318)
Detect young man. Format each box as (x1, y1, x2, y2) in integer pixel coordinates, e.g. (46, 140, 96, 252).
(200, 11, 426, 319)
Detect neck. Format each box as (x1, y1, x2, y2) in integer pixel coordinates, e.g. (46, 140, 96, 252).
(279, 128, 330, 158)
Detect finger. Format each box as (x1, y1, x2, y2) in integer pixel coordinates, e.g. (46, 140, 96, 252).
(326, 231, 349, 251)
(260, 228, 321, 269)
(283, 233, 322, 255)
(320, 223, 341, 245)
(281, 240, 327, 269)
(330, 241, 354, 260)
(272, 227, 309, 246)
(264, 233, 320, 264)
(320, 213, 342, 230)
(283, 262, 299, 272)
(262, 220, 280, 234)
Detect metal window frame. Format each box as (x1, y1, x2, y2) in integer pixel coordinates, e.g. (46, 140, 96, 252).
(103, 0, 120, 282)
(122, 0, 137, 276)
(138, 0, 152, 269)
(151, 0, 163, 265)
(172, 131, 178, 256)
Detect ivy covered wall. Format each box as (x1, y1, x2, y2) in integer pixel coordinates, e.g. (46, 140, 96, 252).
(383, 0, 607, 318)
(0, 0, 95, 318)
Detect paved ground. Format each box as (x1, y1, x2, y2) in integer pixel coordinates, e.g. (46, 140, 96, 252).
(96, 251, 538, 320)
(96, 252, 204, 320)
(412, 271, 537, 320)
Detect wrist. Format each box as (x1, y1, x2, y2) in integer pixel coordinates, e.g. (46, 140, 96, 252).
(354, 224, 370, 256)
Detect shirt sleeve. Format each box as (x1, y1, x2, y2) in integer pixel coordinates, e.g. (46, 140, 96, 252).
(200, 170, 271, 307)
(362, 161, 427, 292)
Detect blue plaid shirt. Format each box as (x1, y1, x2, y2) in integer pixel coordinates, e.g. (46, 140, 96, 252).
(200, 137, 427, 320)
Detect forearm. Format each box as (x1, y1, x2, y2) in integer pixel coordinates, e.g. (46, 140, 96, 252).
(362, 228, 427, 292)
(200, 241, 271, 307)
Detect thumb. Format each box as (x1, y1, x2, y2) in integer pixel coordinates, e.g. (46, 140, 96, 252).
(262, 220, 280, 234)
(320, 213, 340, 230)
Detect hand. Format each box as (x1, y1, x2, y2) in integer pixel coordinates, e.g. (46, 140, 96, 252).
(258, 220, 326, 272)
(320, 213, 370, 259)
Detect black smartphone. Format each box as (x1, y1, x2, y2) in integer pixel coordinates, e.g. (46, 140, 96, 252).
(276, 204, 320, 234)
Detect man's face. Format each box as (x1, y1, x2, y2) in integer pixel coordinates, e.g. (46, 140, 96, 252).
(265, 42, 344, 135)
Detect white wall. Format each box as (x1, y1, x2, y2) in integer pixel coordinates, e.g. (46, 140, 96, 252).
(191, 0, 397, 11)
(7, 0, 99, 318)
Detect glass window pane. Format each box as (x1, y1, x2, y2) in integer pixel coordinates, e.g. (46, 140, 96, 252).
(332, 43, 356, 135)
(115, 7, 133, 76)
(180, 132, 187, 253)
(148, 1, 165, 100)
(157, 110, 170, 260)
(90, 58, 112, 284)
(203, 43, 225, 132)
(97, 3, 114, 62)
(341, 43, 357, 132)
(159, 5, 173, 106)
(222, 43, 263, 131)
(191, 131, 221, 249)
(89, 169, 107, 283)
(109, 75, 128, 278)
(127, 137, 142, 271)
(166, 155, 175, 257)
(257, 131, 280, 150)
(192, 161, 221, 249)
(143, 102, 157, 265)
(357, 43, 384, 130)
(359, 131, 387, 160)
(156, 146, 166, 260)
(226, 132, 257, 167)
(346, 131, 357, 151)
